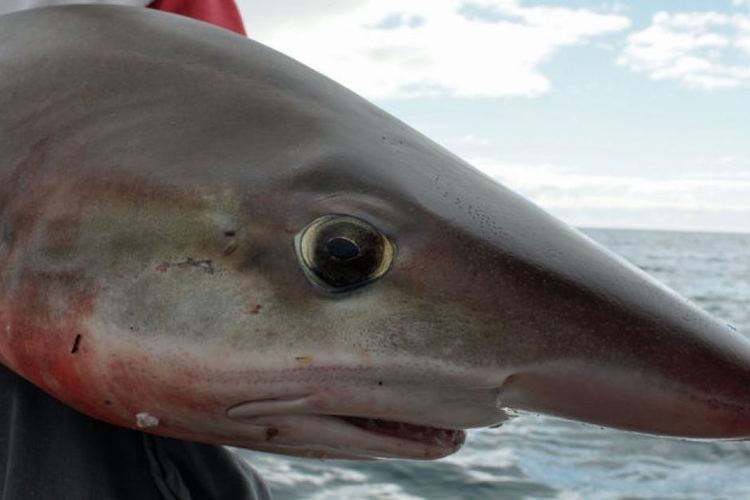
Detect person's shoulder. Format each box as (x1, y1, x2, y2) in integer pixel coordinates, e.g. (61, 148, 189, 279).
(0, 364, 270, 500)
(147, 435, 272, 499)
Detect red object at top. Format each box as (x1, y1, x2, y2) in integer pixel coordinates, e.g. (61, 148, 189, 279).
(148, 0, 246, 35)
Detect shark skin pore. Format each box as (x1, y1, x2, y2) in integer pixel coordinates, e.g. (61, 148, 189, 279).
(0, 5, 749, 460)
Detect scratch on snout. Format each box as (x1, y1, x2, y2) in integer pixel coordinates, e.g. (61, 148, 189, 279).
(156, 257, 215, 274)
(70, 334, 81, 354)
(295, 355, 312, 364)
(223, 242, 238, 255)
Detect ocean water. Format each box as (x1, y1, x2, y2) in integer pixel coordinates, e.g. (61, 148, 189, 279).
(235, 228, 750, 500)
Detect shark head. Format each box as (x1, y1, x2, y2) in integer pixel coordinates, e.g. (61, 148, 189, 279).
(0, 5, 749, 460)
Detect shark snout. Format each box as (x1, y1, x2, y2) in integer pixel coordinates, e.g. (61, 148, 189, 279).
(415, 177, 750, 439)
(497, 340, 750, 439)
(476, 233, 750, 439)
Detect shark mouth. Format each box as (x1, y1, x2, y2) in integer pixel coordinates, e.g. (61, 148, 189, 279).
(339, 416, 466, 449)
(225, 396, 467, 459)
(226, 400, 467, 459)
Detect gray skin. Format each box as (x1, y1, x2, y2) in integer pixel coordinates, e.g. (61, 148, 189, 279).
(1, 5, 750, 461)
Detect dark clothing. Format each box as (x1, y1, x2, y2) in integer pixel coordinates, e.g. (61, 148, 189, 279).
(0, 365, 271, 500)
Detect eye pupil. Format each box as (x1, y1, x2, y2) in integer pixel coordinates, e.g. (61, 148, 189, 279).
(326, 237, 360, 260)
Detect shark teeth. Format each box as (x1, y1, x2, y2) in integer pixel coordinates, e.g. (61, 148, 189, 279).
(339, 416, 466, 448)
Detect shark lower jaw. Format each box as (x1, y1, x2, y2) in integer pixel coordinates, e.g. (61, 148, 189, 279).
(227, 412, 466, 460)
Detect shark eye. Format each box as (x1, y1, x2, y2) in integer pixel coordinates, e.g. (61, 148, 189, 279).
(295, 214, 394, 292)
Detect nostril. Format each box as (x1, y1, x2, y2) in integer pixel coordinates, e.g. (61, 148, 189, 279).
(495, 374, 522, 415)
(497, 373, 519, 395)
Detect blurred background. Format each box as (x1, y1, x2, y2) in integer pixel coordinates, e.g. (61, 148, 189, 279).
(231, 1, 750, 498)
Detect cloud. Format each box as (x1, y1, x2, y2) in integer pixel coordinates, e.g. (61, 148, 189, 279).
(237, 0, 629, 99)
(472, 160, 750, 232)
(618, 9, 750, 89)
(458, 133, 491, 146)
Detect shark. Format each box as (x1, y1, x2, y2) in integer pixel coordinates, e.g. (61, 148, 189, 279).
(1, 5, 749, 461)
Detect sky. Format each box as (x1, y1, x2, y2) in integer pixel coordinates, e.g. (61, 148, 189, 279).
(236, 0, 750, 233)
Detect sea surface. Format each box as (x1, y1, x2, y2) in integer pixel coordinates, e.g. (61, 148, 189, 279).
(235, 228, 750, 500)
